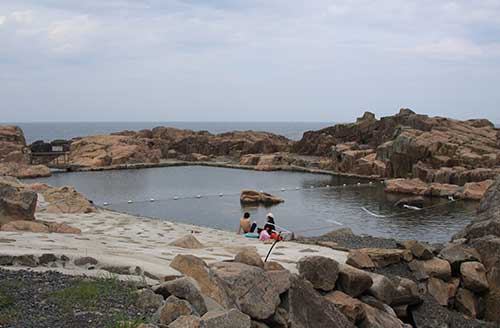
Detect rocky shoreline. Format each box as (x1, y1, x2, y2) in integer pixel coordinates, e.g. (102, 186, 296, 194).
(2, 108, 499, 200)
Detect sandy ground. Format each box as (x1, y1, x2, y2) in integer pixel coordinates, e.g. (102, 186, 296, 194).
(0, 209, 347, 280)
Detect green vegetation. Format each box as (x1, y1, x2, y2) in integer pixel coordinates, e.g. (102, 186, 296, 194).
(106, 315, 146, 328)
(0, 287, 16, 324)
(50, 275, 137, 312)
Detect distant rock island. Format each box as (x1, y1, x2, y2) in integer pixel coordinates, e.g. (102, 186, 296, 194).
(1, 108, 499, 200)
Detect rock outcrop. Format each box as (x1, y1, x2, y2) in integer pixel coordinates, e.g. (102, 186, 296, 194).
(0, 177, 37, 225)
(68, 135, 162, 167)
(292, 109, 499, 198)
(240, 190, 284, 206)
(0, 125, 51, 178)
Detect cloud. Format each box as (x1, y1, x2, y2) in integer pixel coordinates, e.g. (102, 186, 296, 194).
(46, 15, 98, 55)
(413, 38, 484, 59)
(0, 0, 499, 122)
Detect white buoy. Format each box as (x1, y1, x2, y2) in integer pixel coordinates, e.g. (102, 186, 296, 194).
(197, 195, 202, 199)
(343, 184, 347, 187)
(150, 198, 155, 202)
(103, 202, 109, 206)
(219, 193, 224, 197)
(369, 181, 373, 185)
(259, 190, 264, 193)
(295, 187, 300, 190)
(173, 196, 179, 200)
(281, 188, 286, 191)
(310, 186, 314, 189)
(326, 184, 330, 188)
(357, 182, 361, 186)
(128, 200, 133, 204)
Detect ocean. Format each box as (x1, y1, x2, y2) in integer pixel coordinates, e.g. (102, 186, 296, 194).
(6, 122, 333, 144)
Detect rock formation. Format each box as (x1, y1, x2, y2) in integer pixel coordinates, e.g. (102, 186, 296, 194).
(0, 177, 37, 225)
(0, 125, 51, 178)
(68, 135, 162, 167)
(240, 190, 284, 206)
(293, 109, 499, 188)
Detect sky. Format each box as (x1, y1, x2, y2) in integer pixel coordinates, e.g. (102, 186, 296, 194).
(1, 0, 500, 123)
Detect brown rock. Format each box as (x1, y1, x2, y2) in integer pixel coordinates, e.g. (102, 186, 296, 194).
(169, 315, 203, 328)
(384, 178, 428, 195)
(359, 303, 407, 328)
(358, 248, 405, 268)
(153, 277, 207, 315)
(409, 242, 434, 260)
(297, 256, 339, 291)
(285, 275, 355, 328)
(365, 272, 397, 305)
(409, 258, 451, 281)
(44, 222, 81, 234)
(427, 277, 459, 306)
(0, 163, 51, 179)
(0, 220, 49, 233)
(336, 264, 373, 297)
(69, 134, 161, 167)
(30, 184, 95, 214)
(157, 295, 196, 325)
(210, 261, 280, 320)
(169, 235, 204, 249)
(202, 309, 251, 328)
(0, 177, 37, 225)
(325, 290, 366, 323)
(391, 276, 422, 306)
(455, 288, 478, 318)
(0, 126, 30, 164)
(459, 180, 495, 200)
(438, 244, 481, 274)
(267, 269, 291, 295)
(170, 255, 234, 309)
(239, 190, 284, 205)
(460, 261, 489, 293)
(234, 248, 264, 268)
(263, 261, 285, 271)
(346, 249, 375, 269)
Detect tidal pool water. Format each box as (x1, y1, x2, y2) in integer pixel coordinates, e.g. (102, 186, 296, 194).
(27, 166, 477, 243)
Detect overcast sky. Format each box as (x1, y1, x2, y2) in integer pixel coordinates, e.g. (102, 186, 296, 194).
(1, 1, 500, 123)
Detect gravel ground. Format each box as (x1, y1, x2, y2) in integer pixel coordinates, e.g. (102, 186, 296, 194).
(0, 269, 157, 328)
(296, 229, 399, 249)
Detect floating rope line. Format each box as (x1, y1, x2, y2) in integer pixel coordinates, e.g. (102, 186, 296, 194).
(99, 181, 377, 206)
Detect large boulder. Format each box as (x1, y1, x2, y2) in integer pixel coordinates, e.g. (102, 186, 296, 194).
(460, 261, 489, 293)
(234, 248, 264, 268)
(409, 258, 452, 281)
(359, 303, 408, 328)
(324, 290, 366, 324)
(169, 235, 204, 249)
(0, 177, 37, 225)
(170, 255, 234, 309)
(438, 244, 481, 274)
(391, 276, 422, 306)
(336, 264, 373, 297)
(210, 261, 280, 320)
(365, 272, 397, 305)
(283, 275, 355, 328)
(0, 163, 51, 179)
(346, 249, 375, 269)
(455, 288, 479, 319)
(357, 248, 408, 268)
(239, 190, 284, 206)
(427, 277, 459, 306)
(28, 183, 95, 214)
(201, 309, 251, 328)
(156, 295, 196, 325)
(296, 256, 339, 292)
(153, 277, 207, 315)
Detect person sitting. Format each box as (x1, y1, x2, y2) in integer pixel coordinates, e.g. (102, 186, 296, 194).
(257, 213, 277, 234)
(238, 212, 257, 234)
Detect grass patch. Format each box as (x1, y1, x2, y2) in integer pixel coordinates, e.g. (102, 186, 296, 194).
(0, 287, 16, 324)
(106, 315, 146, 328)
(50, 275, 137, 312)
